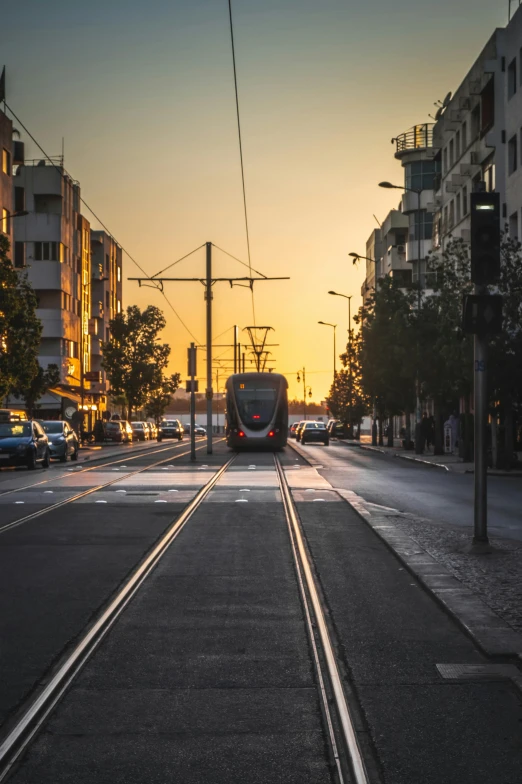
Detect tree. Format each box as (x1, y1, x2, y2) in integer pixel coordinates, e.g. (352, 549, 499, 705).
(0, 235, 42, 402)
(327, 330, 369, 435)
(145, 373, 181, 422)
(102, 305, 175, 421)
(357, 277, 417, 444)
(13, 363, 60, 418)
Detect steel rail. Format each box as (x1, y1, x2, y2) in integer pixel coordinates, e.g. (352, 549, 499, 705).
(274, 455, 370, 784)
(0, 439, 199, 499)
(0, 440, 222, 536)
(0, 453, 236, 780)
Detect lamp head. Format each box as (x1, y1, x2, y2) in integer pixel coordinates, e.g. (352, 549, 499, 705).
(348, 252, 359, 258)
(328, 290, 337, 295)
(378, 181, 395, 189)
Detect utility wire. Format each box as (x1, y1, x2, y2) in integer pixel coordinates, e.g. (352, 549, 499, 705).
(212, 243, 267, 278)
(151, 243, 206, 279)
(227, 0, 256, 324)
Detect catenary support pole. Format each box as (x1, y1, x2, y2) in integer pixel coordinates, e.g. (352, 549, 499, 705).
(234, 325, 238, 373)
(415, 188, 423, 455)
(473, 331, 489, 545)
(190, 343, 196, 462)
(205, 242, 213, 454)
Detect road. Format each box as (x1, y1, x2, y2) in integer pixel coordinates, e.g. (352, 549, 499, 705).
(304, 441, 522, 542)
(0, 439, 520, 784)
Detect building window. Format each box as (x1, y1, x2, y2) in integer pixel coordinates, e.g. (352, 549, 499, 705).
(1, 208, 9, 235)
(105, 291, 110, 307)
(508, 58, 517, 99)
(509, 135, 517, 174)
(14, 186, 25, 213)
(456, 193, 461, 223)
(1, 148, 10, 175)
(484, 162, 496, 192)
(480, 78, 495, 134)
(14, 242, 25, 268)
(414, 211, 433, 240)
(117, 299, 121, 314)
(33, 241, 64, 261)
(462, 185, 468, 216)
(443, 148, 448, 173)
(448, 201, 455, 230)
(462, 122, 467, 151)
(509, 211, 518, 238)
(455, 130, 461, 160)
(405, 160, 441, 191)
(449, 139, 455, 168)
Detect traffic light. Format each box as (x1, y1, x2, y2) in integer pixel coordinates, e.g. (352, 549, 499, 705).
(470, 191, 500, 285)
(462, 294, 503, 335)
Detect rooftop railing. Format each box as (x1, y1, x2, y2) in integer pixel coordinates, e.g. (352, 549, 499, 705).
(394, 124, 434, 153)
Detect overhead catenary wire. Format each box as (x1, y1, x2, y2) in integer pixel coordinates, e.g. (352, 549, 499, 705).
(227, 0, 256, 324)
(3, 101, 201, 344)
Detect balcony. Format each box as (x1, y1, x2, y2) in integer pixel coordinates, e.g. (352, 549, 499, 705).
(394, 124, 434, 156)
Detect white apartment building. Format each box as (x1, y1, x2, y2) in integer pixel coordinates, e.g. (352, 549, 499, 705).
(361, 211, 409, 302)
(90, 230, 123, 402)
(13, 160, 95, 420)
(432, 29, 505, 247)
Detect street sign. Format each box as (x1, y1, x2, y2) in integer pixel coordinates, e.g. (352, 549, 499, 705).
(84, 371, 101, 382)
(470, 191, 500, 285)
(187, 346, 197, 377)
(462, 294, 503, 335)
(186, 380, 199, 393)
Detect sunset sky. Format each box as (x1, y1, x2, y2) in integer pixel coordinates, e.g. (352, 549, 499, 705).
(2, 0, 508, 401)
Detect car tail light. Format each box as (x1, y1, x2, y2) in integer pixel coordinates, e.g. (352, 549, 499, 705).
(268, 431, 274, 437)
(238, 431, 245, 438)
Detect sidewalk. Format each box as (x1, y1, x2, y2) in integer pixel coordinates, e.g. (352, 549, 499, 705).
(356, 435, 522, 475)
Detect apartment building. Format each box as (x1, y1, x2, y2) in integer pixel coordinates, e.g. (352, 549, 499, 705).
(361, 211, 409, 303)
(432, 29, 505, 248)
(504, 4, 522, 234)
(90, 230, 123, 402)
(392, 124, 439, 287)
(0, 106, 13, 251)
(12, 161, 96, 421)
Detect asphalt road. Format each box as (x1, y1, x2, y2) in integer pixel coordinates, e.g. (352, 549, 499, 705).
(302, 441, 522, 542)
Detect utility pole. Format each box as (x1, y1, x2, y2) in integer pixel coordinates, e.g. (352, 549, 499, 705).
(234, 325, 239, 373)
(188, 343, 197, 462)
(205, 242, 213, 454)
(463, 188, 502, 552)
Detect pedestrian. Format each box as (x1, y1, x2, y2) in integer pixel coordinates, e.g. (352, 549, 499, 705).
(427, 415, 435, 451)
(421, 412, 430, 451)
(449, 412, 459, 451)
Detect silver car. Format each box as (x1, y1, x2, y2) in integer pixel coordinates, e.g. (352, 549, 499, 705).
(40, 420, 79, 462)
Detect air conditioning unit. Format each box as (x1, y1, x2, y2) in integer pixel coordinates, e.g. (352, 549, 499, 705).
(397, 245, 406, 254)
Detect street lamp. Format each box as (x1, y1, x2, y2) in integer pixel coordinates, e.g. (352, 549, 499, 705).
(379, 180, 423, 454)
(318, 321, 337, 383)
(348, 252, 376, 265)
(328, 291, 352, 339)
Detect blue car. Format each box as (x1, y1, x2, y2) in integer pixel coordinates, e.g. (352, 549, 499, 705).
(0, 420, 50, 470)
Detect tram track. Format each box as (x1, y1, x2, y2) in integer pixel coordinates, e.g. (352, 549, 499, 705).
(0, 438, 200, 499)
(0, 449, 370, 783)
(0, 440, 219, 535)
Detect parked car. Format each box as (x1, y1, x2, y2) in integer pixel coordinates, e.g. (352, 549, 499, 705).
(145, 422, 157, 440)
(300, 421, 329, 446)
(0, 420, 50, 470)
(105, 420, 127, 443)
(289, 422, 299, 439)
(130, 421, 149, 442)
(0, 409, 28, 423)
(39, 420, 79, 462)
(157, 419, 184, 441)
(120, 421, 133, 443)
(295, 421, 307, 443)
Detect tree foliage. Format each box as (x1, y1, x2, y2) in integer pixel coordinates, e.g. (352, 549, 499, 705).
(326, 329, 369, 429)
(0, 235, 42, 402)
(144, 373, 181, 422)
(102, 305, 178, 420)
(13, 363, 60, 418)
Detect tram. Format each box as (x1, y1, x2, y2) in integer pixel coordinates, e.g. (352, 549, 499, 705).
(225, 372, 288, 450)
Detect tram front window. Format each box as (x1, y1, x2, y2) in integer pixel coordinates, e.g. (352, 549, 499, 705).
(233, 380, 278, 430)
